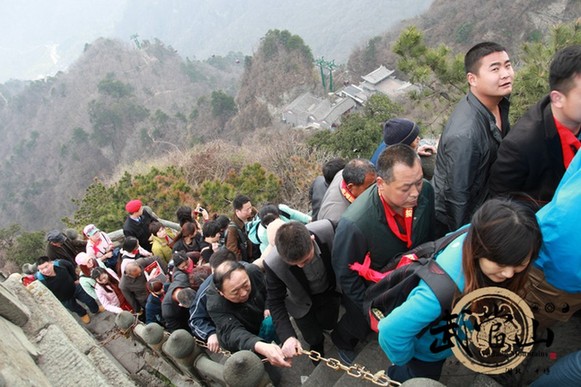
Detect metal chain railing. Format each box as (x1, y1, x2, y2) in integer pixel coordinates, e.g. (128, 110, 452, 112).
(106, 325, 400, 387)
(300, 349, 401, 386)
(190, 338, 401, 385)
(192, 336, 232, 357)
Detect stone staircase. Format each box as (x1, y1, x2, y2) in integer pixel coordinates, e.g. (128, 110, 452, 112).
(3, 270, 580, 387)
(283, 313, 581, 387)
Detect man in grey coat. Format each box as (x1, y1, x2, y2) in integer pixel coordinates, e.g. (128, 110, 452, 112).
(318, 159, 376, 226)
(263, 220, 340, 360)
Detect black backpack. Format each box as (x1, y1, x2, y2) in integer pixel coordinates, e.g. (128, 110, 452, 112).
(224, 220, 261, 262)
(364, 228, 467, 333)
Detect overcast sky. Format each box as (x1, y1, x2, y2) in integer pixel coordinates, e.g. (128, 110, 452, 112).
(0, 0, 432, 83)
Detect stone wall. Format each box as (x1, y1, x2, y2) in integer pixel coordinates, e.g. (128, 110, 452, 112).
(0, 274, 138, 386)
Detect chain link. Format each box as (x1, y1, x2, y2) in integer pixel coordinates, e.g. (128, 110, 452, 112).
(192, 336, 232, 357)
(124, 331, 399, 386)
(300, 350, 401, 386)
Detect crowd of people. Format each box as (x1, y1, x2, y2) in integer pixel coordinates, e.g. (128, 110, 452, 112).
(28, 43, 581, 386)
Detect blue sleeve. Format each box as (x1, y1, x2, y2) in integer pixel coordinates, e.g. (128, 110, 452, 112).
(378, 237, 465, 365)
(377, 283, 442, 365)
(145, 296, 163, 325)
(279, 204, 311, 224)
(189, 282, 216, 341)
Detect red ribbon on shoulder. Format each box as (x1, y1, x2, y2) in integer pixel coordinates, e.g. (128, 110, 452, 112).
(340, 179, 356, 203)
(349, 252, 417, 283)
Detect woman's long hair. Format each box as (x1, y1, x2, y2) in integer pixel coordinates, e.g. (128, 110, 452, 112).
(170, 221, 198, 248)
(91, 267, 120, 293)
(461, 198, 542, 297)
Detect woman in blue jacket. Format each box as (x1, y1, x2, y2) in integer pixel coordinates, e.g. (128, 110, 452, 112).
(378, 198, 542, 382)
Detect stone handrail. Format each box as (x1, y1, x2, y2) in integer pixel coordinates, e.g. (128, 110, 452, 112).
(116, 311, 272, 387)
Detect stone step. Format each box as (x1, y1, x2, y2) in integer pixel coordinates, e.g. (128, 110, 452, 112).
(301, 359, 344, 387)
(333, 339, 391, 387)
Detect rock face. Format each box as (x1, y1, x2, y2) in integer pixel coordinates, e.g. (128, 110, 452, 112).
(0, 274, 200, 387)
(0, 273, 265, 387)
(0, 274, 134, 386)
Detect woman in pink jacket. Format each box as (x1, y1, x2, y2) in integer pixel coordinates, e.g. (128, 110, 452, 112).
(91, 267, 133, 314)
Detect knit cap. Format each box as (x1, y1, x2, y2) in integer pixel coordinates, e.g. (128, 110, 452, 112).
(383, 118, 419, 146)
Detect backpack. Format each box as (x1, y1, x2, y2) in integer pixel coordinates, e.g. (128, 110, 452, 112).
(35, 259, 62, 282)
(246, 216, 263, 245)
(224, 220, 261, 262)
(363, 228, 467, 333)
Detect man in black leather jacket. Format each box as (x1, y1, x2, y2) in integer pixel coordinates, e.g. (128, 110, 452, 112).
(432, 42, 513, 236)
(490, 45, 581, 207)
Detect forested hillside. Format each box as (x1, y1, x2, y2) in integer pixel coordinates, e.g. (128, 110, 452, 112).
(348, 0, 580, 78)
(0, 38, 244, 230)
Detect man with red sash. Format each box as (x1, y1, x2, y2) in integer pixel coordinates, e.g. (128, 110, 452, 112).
(490, 45, 581, 206)
(331, 144, 435, 364)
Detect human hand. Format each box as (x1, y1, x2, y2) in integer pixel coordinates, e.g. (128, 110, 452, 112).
(417, 144, 437, 156)
(255, 342, 292, 368)
(206, 333, 220, 353)
(281, 337, 303, 358)
(264, 309, 271, 318)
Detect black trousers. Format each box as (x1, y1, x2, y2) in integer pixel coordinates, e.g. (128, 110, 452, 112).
(388, 358, 445, 383)
(294, 290, 341, 352)
(62, 284, 99, 316)
(331, 295, 370, 351)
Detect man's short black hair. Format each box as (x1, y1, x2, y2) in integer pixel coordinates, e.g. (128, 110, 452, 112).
(274, 221, 312, 264)
(214, 215, 230, 230)
(464, 42, 507, 74)
(322, 158, 346, 184)
(550, 45, 581, 95)
(176, 288, 196, 308)
(202, 220, 221, 238)
(377, 144, 420, 183)
(208, 248, 237, 270)
(233, 195, 251, 211)
(36, 256, 51, 266)
(122, 236, 139, 252)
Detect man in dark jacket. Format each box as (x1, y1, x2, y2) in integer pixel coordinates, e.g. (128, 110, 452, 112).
(46, 230, 86, 266)
(309, 158, 346, 219)
(120, 259, 160, 314)
(36, 256, 101, 324)
(332, 144, 434, 364)
(225, 195, 253, 261)
(432, 42, 513, 236)
(490, 45, 581, 206)
(162, 283, 195, 333)
(264, 220, 341, 360)
(123, 199, 155, 252)
(206, 261, 291, 368)
(189, 248, 239, 352)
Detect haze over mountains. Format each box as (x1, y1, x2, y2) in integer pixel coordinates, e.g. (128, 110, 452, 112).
(0, 0, 577, 232)
(0, 0, 432, 82)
